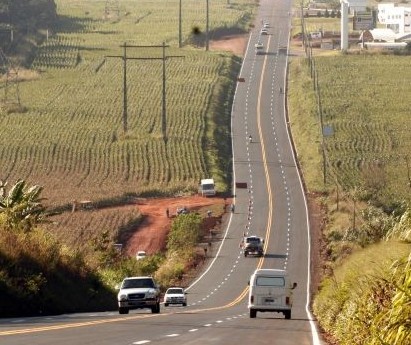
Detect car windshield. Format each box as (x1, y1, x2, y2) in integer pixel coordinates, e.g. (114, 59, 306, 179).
(167, 288, 183, 294)
(122, 278, 154, 289)
(247, 238, 260, 243)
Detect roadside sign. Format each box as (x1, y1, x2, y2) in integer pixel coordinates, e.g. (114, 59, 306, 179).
(353, 13, 374, 31)
(323, 125, 334, 137)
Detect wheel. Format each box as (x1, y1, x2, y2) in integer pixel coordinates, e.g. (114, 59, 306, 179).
(250, 309, 257, 318)
(284, 310, 291, 319)
(119, 307, 129, 314)
(183, 302, 187, 307)
(164, 303, 169, 307)
(151, 303, 160, 314)
(244, 251, 248, 257)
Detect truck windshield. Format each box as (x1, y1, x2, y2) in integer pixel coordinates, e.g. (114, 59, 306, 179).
(256, 276, 285, 287)
(122, 278, 154, 289)
(202, 184, 214, 190)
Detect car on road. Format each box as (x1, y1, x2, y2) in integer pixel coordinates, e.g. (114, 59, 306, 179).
(255, 41, 264, 54)
(263, 22, 270, 28)
(163, 287, 187, 307)
(241, 235, 264, 257)
(117, 276, 161, 314)
(255, 41, 263, 49)
(260, 28, 269, 35)
(136, 250, 147, 260)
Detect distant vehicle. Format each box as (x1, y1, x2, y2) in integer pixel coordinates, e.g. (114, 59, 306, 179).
(117, 276, 161, 314)
(248, 269, 297, 319)
(255, 41, 264, 54)
(136, 250, 147, 260)
(310, 31, 322, 39)
(176, 206, 189, 215)
(263, 22, 270, 28)
(255, 41, 264, 49)
(260, 28, 269, 35)
(240, 235, 264, 257)
(163, 287, 187, 307)
(199, 178, 216, 196)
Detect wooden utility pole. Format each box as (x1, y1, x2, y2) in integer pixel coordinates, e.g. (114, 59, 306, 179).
(103, 43, 183, 140)
(179, 0, 182, 48)
(206, 0, 209, 51)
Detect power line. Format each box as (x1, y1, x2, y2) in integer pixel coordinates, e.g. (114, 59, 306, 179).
(101, 42, 183, 142)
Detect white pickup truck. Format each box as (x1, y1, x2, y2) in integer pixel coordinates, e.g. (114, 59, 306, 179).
(248, 269, 297, 319)
(117, 276, 161, 314)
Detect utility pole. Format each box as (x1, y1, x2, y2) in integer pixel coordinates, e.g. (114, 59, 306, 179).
(179, 0, 182, 48)
(105, 42, 141, 134)
(206, 0, 209, 51)
(102, 43, 183, 141)
(162, 43, 167, 141)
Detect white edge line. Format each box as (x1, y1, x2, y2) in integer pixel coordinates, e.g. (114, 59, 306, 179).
(186, 31, 253, 292)
(284, 16, 322, 345)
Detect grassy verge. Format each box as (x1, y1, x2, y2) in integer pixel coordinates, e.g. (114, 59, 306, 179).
(289, 10, 411, 344)
(313, 241, 411, 345)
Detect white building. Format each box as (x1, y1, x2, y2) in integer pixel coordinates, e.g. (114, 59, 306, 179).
(378, 3, 411, 34)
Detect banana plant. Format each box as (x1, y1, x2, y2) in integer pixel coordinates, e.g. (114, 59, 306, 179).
(0, 179, 46, 231)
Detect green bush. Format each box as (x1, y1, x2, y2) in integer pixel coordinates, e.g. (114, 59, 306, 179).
(0, 225, 116, 317)
(313, 241, 411, 345)
(154, 252, 187, 289)
(166, 213, 202, 253)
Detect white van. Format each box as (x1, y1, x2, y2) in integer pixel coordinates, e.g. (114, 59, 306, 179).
(248, 268, 297, 319)
(199, 178, 216, 196)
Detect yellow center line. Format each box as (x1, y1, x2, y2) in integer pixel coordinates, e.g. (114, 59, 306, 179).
(257, 39, 273, 270)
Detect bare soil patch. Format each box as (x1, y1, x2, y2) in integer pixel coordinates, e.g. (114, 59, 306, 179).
(124, 195, 230, 257)
(209, 34, 249, 56)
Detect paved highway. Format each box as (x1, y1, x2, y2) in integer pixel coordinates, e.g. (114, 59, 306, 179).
(0, 1, 324, 344)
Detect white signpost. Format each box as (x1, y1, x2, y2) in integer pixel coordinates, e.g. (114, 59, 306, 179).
(340, 0, 367, 51)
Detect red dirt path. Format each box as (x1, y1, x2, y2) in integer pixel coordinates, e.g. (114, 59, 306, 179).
(125, 195, 229, 257)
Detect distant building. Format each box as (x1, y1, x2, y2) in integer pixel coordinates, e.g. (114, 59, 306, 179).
(378, 3, 411, 35)
(346, 0, 367, 14)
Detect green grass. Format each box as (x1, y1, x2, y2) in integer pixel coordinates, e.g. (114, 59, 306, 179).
(316, 54, 411, 204)
(313, 240, 411, 345)
(289, 53, 411, 206)
(288, 57, 324, 191)
(0, 0, 257, 207)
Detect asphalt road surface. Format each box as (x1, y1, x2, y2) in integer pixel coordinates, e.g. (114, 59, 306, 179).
(0, 1, 325, 344)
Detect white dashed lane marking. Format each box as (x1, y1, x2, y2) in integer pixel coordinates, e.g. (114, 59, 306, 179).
(195, 34, 260, 306)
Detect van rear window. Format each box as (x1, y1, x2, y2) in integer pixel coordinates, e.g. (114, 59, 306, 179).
(256, 276, 285, 287)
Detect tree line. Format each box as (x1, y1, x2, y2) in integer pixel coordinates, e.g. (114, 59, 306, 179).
(0, 0, 57, 52)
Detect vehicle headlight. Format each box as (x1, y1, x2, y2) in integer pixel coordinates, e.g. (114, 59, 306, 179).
(146, 289, 156, 298)
(118, 294, 128, 301)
